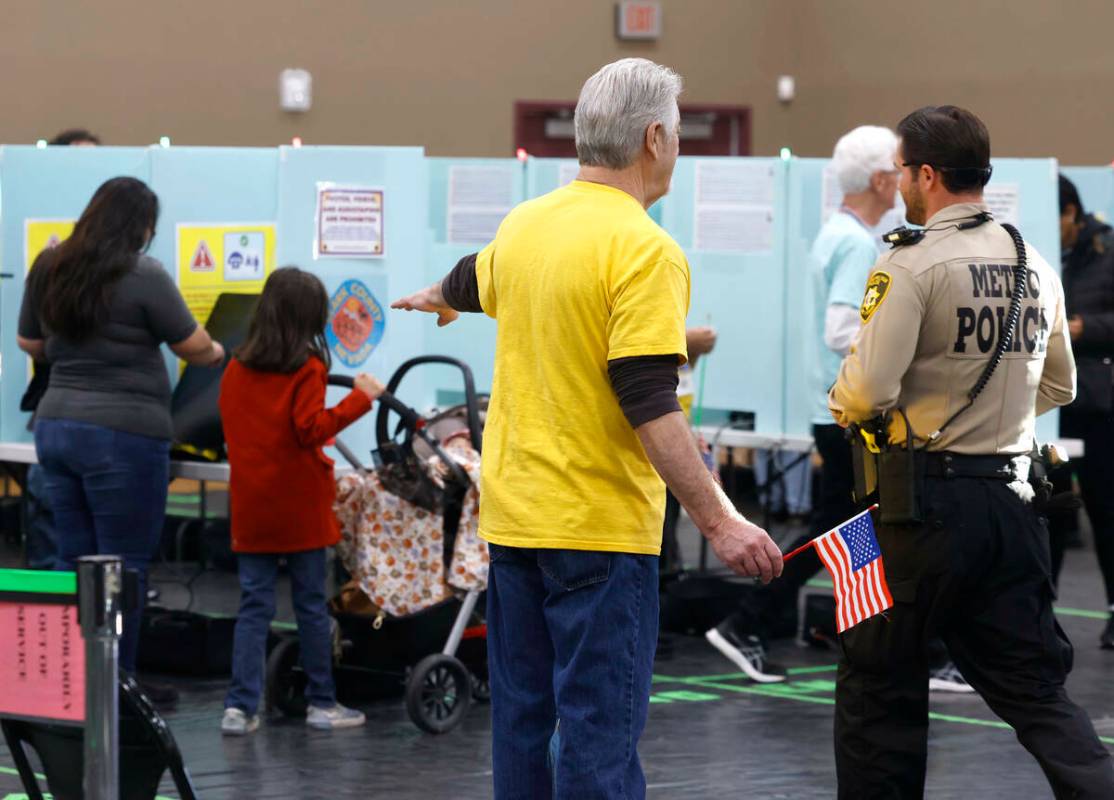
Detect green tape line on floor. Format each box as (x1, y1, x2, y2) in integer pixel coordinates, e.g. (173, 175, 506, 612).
(805, 578, 1111, 622)
(786, 664, 839, 675)
(0, 766, 176, 799)
(1055, 606, 1110, 620)
(655, 676, 1114, 747)
(653, 665, 839, 686)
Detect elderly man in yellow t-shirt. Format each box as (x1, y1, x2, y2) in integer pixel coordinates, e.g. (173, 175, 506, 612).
(393, 58, 782, 799)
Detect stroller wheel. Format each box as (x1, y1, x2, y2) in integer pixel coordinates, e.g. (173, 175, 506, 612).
(266, 637, 309, 717)
(470, 673, 491, 704)
(406, 654, 472, 734)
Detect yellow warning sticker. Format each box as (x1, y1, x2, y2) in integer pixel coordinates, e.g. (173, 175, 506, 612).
(24, 219, 75, 272)
(176, 222, 276, 324)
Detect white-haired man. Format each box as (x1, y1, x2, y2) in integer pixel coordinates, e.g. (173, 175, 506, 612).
(705, 126, 900, 680)
(394, 58, 782, 798)
(810, 126, 900, 544)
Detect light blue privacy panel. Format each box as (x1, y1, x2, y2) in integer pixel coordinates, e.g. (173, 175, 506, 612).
(657, 157, 790, 433)
(1062, 165, 1114, 223)
(275, 146, 428, 456)
(525, 157, 578, 199)
(424, 158, 524, 404)
(989, 158, 1060, 271)
(147, 146, 279, 379)
(784, 156, 1061, 442)
(526, 157, 665, 224)
(148, 147, 278, 257)
(0, 145, 150, 441)
(988, 159, 1060, 442)
(783, 157, 831, 438)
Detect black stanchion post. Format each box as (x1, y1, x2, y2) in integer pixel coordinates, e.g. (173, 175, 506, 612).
(77, 555, 123, 800)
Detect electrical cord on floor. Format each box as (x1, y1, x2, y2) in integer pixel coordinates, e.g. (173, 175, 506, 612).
(148, 517, 210, 611)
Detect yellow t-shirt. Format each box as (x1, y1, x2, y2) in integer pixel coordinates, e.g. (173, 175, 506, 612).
(475, 180, 690, 555)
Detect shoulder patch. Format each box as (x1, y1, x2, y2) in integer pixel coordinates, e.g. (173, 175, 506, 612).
(859, 271, 892, 323)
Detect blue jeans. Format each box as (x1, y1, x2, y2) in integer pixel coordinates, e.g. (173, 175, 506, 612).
(226, 549, 336, 715)
(24, 463, 61, 570)
(34, 419, 169, 673)
(487, 544, 658, 800)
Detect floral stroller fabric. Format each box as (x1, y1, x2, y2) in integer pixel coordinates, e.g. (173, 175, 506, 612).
(334, 433, 488, 618)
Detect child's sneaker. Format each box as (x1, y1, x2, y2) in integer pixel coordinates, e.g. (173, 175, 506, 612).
(306, 703, 366, 730)
(221, 707, 260, 736)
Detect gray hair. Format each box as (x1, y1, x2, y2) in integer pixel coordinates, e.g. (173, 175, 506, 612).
(831, 125, 898, 194)
(574, 58, 683, 170)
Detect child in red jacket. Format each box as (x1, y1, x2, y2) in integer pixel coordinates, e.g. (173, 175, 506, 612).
(219, 267, 383, 735)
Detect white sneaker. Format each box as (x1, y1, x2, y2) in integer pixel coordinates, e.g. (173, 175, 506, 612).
(306, 703, 366, 730)
(928, 662, 976, 693)
(221, 707, 260, 736)
(705, 626, 786, 683)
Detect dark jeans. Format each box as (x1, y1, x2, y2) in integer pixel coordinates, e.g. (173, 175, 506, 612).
(1048, 409, 1114, 606)
(34, 419, 169, 673)
(24, 463, 61, 570)
(226, 549, 336, 715)
(836, 477, 1114, 799)
(486, 544, 658, 800)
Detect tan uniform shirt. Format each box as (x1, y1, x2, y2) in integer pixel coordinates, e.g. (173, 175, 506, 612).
(829, 202, 1076, 455)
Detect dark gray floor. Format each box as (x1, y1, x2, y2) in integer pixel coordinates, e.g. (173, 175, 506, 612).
(3, 510, 1113, 799)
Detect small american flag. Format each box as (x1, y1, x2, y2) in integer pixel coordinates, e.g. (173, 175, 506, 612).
(814, 508, 893, 633)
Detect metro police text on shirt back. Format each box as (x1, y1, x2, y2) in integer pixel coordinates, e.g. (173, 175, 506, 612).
(954, 262, 1050, 356)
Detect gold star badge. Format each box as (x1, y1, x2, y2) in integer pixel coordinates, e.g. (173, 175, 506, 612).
(859, 271, 892, 323)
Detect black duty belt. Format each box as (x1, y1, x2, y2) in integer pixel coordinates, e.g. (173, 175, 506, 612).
(919, 451, 1023, 481)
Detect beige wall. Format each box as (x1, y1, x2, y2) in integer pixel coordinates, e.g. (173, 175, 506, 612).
(2, 1, 1111, 163)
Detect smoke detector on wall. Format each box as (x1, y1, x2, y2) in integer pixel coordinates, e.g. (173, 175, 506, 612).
(280, 69, 313, 113)
(777, 75, 795, 104)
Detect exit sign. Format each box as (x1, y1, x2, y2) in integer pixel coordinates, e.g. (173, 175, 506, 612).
(616, 1, 662, 40)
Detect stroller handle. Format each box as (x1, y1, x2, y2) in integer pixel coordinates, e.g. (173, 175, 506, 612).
(327, 372, 471, 489)
(326, 375, 421, 430)
(376, 356, 482, 454)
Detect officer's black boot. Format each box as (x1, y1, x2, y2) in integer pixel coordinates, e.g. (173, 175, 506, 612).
(1102, 615, 1114, 650)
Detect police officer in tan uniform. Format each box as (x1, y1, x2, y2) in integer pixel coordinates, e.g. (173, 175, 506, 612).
(829, 105, 1114, 799)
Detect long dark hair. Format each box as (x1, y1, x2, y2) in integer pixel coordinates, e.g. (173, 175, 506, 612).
(236, 267, 331, 373)
(40, 177, 159, 340)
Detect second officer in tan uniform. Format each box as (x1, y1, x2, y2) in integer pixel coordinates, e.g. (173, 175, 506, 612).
(829, 105, 1114, 799)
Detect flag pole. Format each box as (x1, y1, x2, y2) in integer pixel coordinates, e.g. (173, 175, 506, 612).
(781, 539, 816, 564)
(781, 504, 879, 563)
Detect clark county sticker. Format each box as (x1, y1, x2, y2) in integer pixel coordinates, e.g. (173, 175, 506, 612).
(859, 271, 892, 323)
(326, 280, 385, 367)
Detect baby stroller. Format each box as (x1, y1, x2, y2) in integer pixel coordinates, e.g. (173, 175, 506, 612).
(266, 356, 488, 734)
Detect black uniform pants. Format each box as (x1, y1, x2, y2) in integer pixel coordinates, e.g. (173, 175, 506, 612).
(1048, 409, 1114, 607)
(835, 475, 1113, 799)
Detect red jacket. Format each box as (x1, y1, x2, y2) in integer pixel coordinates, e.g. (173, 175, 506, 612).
(219, 356, 371, 553)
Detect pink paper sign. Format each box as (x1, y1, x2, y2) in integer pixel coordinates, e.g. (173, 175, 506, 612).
(0, 601, 85, 722)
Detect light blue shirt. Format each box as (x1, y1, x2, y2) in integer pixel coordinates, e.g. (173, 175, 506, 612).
(809, 211, 880, 425)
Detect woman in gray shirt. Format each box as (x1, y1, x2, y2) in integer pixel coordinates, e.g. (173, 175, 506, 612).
(17, 176, 224, 675)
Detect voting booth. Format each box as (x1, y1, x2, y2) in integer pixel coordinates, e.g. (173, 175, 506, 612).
(0, 146, 1070, 452)
(424, 157, 525, 404)
(0, 145, 432, 457)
